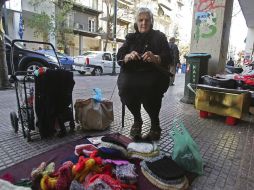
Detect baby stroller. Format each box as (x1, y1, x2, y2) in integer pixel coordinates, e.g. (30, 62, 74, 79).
(9, 40, 75, 141)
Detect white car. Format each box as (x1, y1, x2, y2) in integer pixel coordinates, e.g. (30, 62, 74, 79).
(73, 51, 120, 75)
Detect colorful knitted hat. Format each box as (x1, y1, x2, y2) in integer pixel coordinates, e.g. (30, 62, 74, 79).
(69, 180, 85, 190)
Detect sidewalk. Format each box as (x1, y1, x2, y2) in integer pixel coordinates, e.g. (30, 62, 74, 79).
(0, 73, 253, 190)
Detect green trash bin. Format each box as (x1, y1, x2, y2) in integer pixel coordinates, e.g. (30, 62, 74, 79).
(180, 53, 211, 104)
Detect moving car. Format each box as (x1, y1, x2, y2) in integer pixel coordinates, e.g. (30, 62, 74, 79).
(73, 51, 120, 75)
(36, 49, 74, 70)
(5, 35, 59, 74)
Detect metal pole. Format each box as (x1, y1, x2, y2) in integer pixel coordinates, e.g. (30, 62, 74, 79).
(112, 0, 117, 75)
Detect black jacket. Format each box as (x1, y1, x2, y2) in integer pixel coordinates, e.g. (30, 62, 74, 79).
(168, 42, 180, 66)
(117, 29, 172, 75)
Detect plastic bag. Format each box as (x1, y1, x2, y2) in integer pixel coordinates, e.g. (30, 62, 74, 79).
(170, 119, 203, 175)
(92, 88, 102, 102)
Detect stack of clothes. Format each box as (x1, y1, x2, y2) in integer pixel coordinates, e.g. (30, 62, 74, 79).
(127, 142, 159, 160)
(140, 155, 189, 190)
(98, 133, 133, 160)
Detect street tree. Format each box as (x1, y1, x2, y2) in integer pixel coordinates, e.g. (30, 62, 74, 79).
(102, 0, 132, 51)
(28, 0, 74, 53)
(0, 0, 11, 89)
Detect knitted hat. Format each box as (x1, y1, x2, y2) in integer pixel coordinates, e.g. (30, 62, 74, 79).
(55, 161, 74, 190)
(99, 142, 128, 156)
(0, 179, 32, 190)
(128, 150, 160, 160)
(86, 174, 122, 190)
(74, 144, 98, 156)
(102, 133, 133, 149)
(31, 162, 46, 179)
(141, 168, 189, 190)
(69, 180, 85, 190)
(145, 156, 185, 180)
(98, 147, 126, 160)
(127, 142, 158, 153)
(42, 162, 55, 176)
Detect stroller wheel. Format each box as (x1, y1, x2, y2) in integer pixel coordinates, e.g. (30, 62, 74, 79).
(10, 112, 18, 133)
(69, 120, 75, 132)
(26, 130, 32, 142)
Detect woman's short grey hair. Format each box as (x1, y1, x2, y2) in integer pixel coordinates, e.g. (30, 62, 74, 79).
(135, 7, 154, 25)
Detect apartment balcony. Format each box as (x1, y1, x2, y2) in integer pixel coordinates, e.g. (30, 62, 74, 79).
(72, 23, 101, 37)
(73, 2, 102, 16)
(158, 0, 172, 11)
(177, 0, 184, 7)
(118, 0, 134, 7)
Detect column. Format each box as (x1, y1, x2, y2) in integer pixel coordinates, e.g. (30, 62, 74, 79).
(189, 0, 234, 75)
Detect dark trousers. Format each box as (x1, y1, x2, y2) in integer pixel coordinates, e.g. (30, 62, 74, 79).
(117, 71, 169, 131)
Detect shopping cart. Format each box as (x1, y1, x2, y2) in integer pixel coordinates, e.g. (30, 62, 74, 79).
(9, 39, 74, 141)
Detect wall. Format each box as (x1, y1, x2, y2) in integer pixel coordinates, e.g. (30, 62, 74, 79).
(74, 11, 97, 31)
(22, 11, 44, 50)
(190, 0, 233, 74)
(22, 0, 56, 46)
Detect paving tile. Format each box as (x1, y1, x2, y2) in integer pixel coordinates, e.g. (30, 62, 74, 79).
(1, 74, 254, 190)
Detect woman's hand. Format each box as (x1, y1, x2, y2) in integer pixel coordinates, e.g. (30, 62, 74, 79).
(142, 51, 161, 64)
(124, 51, 141, 63)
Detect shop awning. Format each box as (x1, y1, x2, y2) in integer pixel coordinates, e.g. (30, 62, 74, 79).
(238, 0, 254, 27)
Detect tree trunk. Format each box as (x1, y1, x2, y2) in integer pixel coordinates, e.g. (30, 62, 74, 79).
(103, 35, 108, 51)
(0, 2, 11, 89)
(103, 5, 111, 52)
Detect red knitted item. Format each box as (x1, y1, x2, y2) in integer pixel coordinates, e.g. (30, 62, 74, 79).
(55, 161, 73, 190)
(76, 156, 89, 172)
(87, 174, 122, 190)
(0, 173, 15, 184)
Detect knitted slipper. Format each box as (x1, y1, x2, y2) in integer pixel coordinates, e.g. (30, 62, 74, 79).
(42, 162, 55, 175)
(31, 162, 46, 179)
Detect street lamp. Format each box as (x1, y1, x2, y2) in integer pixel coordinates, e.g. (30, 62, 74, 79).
(112, 0, 117, 75)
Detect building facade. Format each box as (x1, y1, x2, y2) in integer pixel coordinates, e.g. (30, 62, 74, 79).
(3, 0, 192, 56)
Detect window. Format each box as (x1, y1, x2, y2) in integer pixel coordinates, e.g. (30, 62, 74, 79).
(88, 18, 96, 32)
(103, 53, 112, 61)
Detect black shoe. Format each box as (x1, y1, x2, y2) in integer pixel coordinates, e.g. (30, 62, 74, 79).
(130, 121, 143, 141)
(57, 130, 67, 138)
(142, 129, 161, 142)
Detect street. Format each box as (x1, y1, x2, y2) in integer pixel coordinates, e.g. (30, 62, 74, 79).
(0, 73, 254, 189)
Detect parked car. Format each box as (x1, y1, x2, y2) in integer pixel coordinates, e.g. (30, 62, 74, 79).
(4, 35, 59, 74)
(36, 49, 74, 70)
(72, 51, 120, 75)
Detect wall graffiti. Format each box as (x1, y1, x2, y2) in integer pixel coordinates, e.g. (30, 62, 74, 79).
(196, 0, 225, 12)
(194, 0, 225, 42)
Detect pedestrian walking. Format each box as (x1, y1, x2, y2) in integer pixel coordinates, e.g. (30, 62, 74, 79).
(168, 37, 180, 85)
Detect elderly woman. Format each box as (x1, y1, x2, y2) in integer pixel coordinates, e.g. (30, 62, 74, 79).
(117, 8, 172, 141)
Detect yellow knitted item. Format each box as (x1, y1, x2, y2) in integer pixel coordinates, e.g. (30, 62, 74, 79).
(40, 175, 58, 190)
